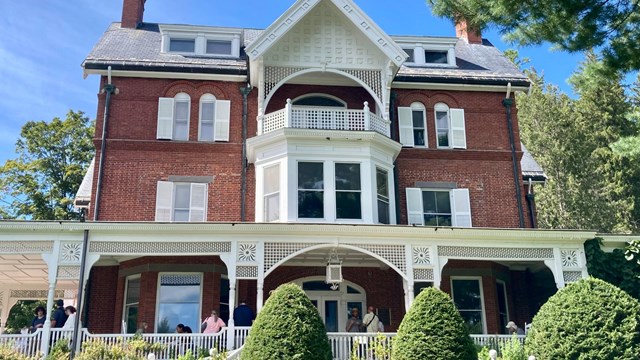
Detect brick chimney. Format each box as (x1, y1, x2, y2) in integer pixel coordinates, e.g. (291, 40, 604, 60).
(455, 19, 482, 44)
(121, 0, 146, 29)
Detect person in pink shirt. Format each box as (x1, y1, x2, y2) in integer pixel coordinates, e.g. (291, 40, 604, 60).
(201, 310, 226, 333)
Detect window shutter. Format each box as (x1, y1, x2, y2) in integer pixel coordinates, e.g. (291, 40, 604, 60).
(189, 183, 207, 222)
(405, 187, 424, 225)
(155, 181, 174, 221)
(214, 100, 231, 141)
(397, 107, 414, 147)
(450, 108, 467, 149)
(157, 98, 175, 140)
(452, 188, 472, 227)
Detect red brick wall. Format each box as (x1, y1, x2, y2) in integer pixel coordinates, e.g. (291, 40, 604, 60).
(86, 266, 119, 333)
(121, 0, 144, 29)
(265, 266, 406, 331)
(266, 84, 376, 113)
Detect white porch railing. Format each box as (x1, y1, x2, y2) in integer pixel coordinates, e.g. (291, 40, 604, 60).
(261, 100, 391, 137)
(0, 329, 525, 359)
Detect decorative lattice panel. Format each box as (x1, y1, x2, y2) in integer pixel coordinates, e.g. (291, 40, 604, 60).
(236, 266, 259, 279)
(346, 244, 406, 274)
(342, 69, 383, 103)
(563, 271, 583, 283)
(160, 274, 201, 286)
(438, 246, 554, 259)
(0, 291, 4, 306)
(264, 66, 306, 99)
(89, 241, 231, 254)
(10, 289, 66, 299)
(413, 268, 434, 281)
(264, 243, 315, 272)
(58, 242, 83, 264)
(0, 241, 53, 253)
(237, 243, 257, 263)
(57, 266, 81, 279)
(560, 249, 580, 268)
(412, 247, 431, 265)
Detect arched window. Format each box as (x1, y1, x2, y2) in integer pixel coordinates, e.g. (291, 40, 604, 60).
(398, 102, 427, 147)
(292, 94, 346, 108)
(199, 94, 216, 141)
(434, 102, 450, 148)
(173, 92, 191, 141)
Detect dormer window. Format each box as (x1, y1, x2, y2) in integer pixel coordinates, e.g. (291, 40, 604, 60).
(395, 37, 457, 67)
(160, 25, 241, 58)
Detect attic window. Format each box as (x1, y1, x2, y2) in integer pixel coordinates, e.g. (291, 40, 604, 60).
(206, 40, 232, 55)
(169, 39, 196, 53)
(424, 50, 448, 64)
(404, 49, 415, 63)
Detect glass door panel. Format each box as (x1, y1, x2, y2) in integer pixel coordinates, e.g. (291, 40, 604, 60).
(324, 300, 338, 332)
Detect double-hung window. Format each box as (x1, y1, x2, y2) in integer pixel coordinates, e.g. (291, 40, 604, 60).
(123, 275, 140, 333)
(298, 162, 324, 219)
(157, 93, 190, 141)
(376, 168, 390, 224)
(398, 102, 427, 147)
(406, 187, 472, 227)
(155, 181, 208, 222)
(434, 103, 466, 149)
(451, 277, 485, 334)
(496, 280, 509, 333)
(198, 94, 231, 142)
(335, 163, 361, 220)
(263, 164, 280, 222)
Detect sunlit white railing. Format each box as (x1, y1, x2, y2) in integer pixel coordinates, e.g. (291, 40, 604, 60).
(261, 100, 391, 137)
(233, 326, 251, 349)
(327, 332, 394, 360)
(471, 334, 525, 349)
(0, 328, 42, 358)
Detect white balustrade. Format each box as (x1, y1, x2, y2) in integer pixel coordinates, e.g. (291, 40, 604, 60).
(0, 328, 42, 358)
(327, 332, 394, 360)
(471, 334, 526, 350)
(261, 101, 391, 137)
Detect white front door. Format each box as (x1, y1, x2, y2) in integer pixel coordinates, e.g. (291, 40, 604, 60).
(295, 277, 366, 332)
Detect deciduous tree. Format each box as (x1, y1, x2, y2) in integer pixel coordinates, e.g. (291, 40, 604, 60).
(0, 110, 94, 220)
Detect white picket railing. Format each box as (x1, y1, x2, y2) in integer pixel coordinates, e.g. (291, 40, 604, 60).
(327, 332, 395, 360)
(261, 100, 391, 137)
(0, 328, 43, 358)
(471, 334, 526, 349)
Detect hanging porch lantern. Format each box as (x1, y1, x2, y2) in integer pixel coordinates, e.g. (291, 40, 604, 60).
(325, 248, 343, 291)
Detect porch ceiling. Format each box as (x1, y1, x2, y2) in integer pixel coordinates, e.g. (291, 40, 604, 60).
(284, 247, 384, 268)
(0, 254, 77, 288)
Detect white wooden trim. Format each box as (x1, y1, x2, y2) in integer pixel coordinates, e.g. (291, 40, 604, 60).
(155, 181, 174, 222)
(450, 108, 467, 149)
(452, 189, 472, 228)
(189, 183, 208, 222)
(156, 98, 175, 140)
(405, 188, 424, 226)
(154, 273, 203, 333)
(397, 107, 414, 147)
(450, 276, 487, 334)
(214, 100, 231, 142)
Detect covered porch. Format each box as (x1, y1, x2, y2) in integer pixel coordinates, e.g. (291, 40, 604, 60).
(0, 222, 593, 357)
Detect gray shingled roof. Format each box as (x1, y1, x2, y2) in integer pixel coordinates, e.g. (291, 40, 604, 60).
(521, 143, 547, 181)
(83, 23, 247, 74)
(74, 157, 94, 208)
(84, 23, 529, 85)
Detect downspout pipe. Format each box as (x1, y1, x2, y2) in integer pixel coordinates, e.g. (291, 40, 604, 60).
(240, 84, 252, 222)
(93, 66, 116, 221)
(526, 178, 537, 228)
(70, 228, 89, 359)
(502, 88, 525, 228)
(390, 91, 401, 225)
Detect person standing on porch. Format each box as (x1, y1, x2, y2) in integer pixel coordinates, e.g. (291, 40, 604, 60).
(202, 310, 226, 333)
(506, 321, 525, 335)
(346, 308, 363, 332)
(62, 306, 79, 330)
(362, 306, 379, 333)
(233, 301, 255, 326)
(30, 306, 46, 333)
(51, 299, 68, 328)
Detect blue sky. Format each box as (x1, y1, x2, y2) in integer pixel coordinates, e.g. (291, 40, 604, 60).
(0, 0, 591, 165)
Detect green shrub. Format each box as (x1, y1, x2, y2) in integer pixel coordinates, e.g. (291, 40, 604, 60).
(74, 337, 166, 360)
(392, 287, 476, 360)
(46, 338, 70, 360)
(0, 343, 37, 360)
(476, 346, 490, 360)
(525, 277, 640, 359)
(500, 335, 526, 360)
(241, 283, 332, 360)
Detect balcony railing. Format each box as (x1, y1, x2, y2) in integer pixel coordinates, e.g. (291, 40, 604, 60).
(261, 99, 391, 137)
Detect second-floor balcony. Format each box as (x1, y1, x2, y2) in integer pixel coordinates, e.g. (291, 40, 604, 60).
(260, 99, 391, 137)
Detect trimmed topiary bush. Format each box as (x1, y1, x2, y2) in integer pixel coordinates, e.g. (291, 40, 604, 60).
(392, 287, 476, 360)
(525, 277, 640, 359)
(241, 283, 331, 360)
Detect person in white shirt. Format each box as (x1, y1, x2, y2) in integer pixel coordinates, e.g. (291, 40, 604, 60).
(62, 306, 79, 330)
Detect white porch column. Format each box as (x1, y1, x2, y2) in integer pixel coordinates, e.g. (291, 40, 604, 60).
(226, 278, 237, 350)
(404, 245, 415, 309)
(0, 290, 10, 333)
(256, 241, 265, 312)
(433, 255, 448, 290)
(40, 241, 61, 356)
(546, 248, 566, 289)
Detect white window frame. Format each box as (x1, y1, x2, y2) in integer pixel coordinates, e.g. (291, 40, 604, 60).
(406, 187, 472, 227)
(496, 280, 510, 333)
(173, 93, 191, 141)
(297, 161, 326, 220)
(292, 93, 347, 108)
(334, 162, 362, 220)
(160, 25, 241, 58)
(411, 102, 427, 147)
(122, 274, 141, 334)
(155, 272, 203, 333)
(434, 103, 466, 149)
(375, 167, 390, 224)
(263, 163, 281, 222)
(398, 102, 427, 148)
(450, 276, 487, 334)
(198, 94, 216, 142)
(395, 38, 456, 67)
(155, 181, 208, 222)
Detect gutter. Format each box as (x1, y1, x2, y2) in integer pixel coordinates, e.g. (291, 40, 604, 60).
(240, 84, 252, 221)
(390, 91, 401, 225)
(93, 66, 116, 221)
(525, 178, 537, 228)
